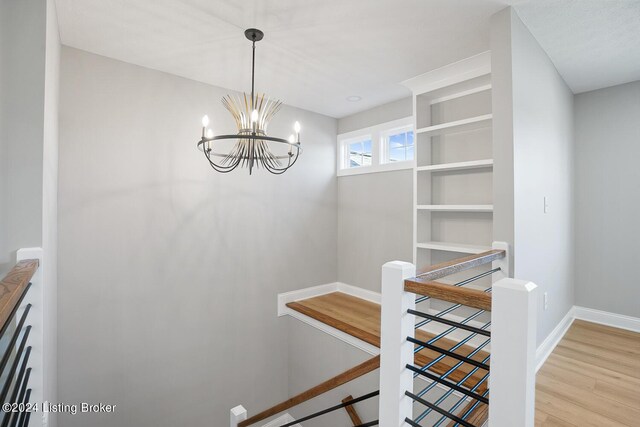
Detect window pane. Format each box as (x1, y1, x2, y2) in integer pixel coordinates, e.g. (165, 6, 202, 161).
(385, 130, 414, 163)
(389, 147, 406, 162)
(389, 133, 406, 148)
(347, 138, 372, 168)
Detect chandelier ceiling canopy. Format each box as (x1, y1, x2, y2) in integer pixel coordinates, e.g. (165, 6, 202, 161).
(197, 28, 302, 175)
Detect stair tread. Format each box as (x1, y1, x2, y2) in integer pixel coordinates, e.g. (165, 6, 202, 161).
(286, 292, 489, 393)
(447, 400, 489, 426)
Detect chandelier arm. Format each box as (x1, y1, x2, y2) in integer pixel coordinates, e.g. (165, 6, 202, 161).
(264, 149, 300, 174)
(203, 134, 301, 146)
(205, 145, 234, 170)
(199, 137, 301, 155)
(203, 148, 242, 173)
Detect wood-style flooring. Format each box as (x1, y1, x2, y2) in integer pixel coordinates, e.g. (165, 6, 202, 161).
(535, 320, 640, 427)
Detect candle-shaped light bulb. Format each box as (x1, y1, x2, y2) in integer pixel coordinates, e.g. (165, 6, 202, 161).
(294, 121, 301, 134)
(251, 109, 259, 124)
(202, 115, 210, 127)
(206, 129, 214, 139)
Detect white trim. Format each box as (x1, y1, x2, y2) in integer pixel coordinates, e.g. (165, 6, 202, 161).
(429, 83, 492, 105)
(535, 307, 575, 372)
(337, 117, 414, 177)
(402, 51, 491, 94)
(416, 242, 491, 254)
(534, 306, 640, 373)
(283, 305, 381, 356)
(337, 160, 414, 177)
(574, 306, 640, 333)
(379, 261, 416, 427)
(277, 282, 338, 316)
(489, 278, 537, 427)
(277, 282, 380, 314)
(416, 205, 493, 212)
(337, 117, 413, 141)
(416, 159, 493, 172)
(415, 114, 492, 136)
(230, 405, 247, 427)
(278, 282, 380, 355)
(261, 413, 301, 427)
(337, 282, 381, 304)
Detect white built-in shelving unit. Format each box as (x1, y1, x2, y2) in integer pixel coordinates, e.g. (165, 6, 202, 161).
(403, 52, 494, 274)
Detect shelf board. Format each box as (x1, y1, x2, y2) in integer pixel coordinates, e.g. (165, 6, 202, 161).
(417, 159, 493, 172)
(416, 242, 492, 254)
(416, 114, 493, 137)
(417, 205, 493, 212)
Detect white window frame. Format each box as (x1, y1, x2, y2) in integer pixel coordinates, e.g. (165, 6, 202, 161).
(341, 134, 374, 170)
(381, 124, 415, 165)
(337, 116, 414, 177)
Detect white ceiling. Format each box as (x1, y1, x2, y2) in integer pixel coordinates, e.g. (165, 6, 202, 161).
(515, 0, 640, 94)
(54, 0, 521, 118)
(54, 1, 640, 118)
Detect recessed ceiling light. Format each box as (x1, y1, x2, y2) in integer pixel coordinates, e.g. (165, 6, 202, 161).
(346, 96, 362, 102)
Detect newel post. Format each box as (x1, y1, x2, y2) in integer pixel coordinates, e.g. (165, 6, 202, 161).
(379, 261, 416, 427)
(489, 278, 537, 427)
(230, 405, 247, 427)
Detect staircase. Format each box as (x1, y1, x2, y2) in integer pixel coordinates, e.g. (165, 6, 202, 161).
(231, 245, 538, 427)
(287, 292, 489, 395)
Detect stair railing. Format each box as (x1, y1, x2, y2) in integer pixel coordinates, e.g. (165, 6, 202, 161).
(379, 242, 537, 427)
(0, 248, 43, 427)
(231, 355, 380, 427)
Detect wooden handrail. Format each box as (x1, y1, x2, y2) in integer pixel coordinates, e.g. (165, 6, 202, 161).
(416, 249, 505, 281)
(405, 279, 492, 311)
(238, 355, 380, 427)
(0, 259, 39, 333)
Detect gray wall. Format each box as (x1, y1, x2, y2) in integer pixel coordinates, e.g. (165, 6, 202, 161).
(0, 2, 59, 425)
(491, 7, 575, 346)
(0, 0, 47, 274)
(336, 98, 414, 292)
(337, 97, 412, 134)
(337, 170, 413, 291)
(287, 319, 379, 427)
(58, 47, 337, 427)
(574, 81, 640, 317)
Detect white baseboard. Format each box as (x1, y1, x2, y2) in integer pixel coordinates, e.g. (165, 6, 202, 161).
(535, 307, 575, 372)
(535, 305, 640, 372)
(261, 413, 301, 427)
(277, 282, 380, 355)
(336, 282, 381, 304)
(574, 306, 640, 333)
(277, 282, 339, 317)
(277, 282, 380, 317)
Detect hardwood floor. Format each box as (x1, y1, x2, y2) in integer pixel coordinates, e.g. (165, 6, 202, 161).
(535, 320, 640, 427)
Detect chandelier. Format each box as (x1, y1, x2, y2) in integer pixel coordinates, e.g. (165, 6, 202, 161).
(198, 28, 302, 175)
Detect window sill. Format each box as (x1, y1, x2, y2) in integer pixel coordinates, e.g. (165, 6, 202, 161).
(337, 160, 414, 177)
